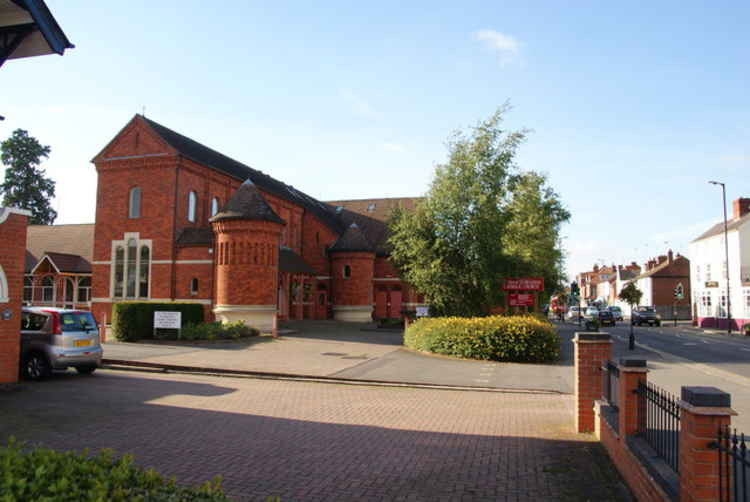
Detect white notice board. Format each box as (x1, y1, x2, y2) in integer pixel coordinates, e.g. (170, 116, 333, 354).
(416, 306, 429, 317)
(154, 311, 182, 330)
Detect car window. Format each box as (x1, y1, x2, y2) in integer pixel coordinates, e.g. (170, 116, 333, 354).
(60, 312, 97, 332)
(21, 312, 48, 331)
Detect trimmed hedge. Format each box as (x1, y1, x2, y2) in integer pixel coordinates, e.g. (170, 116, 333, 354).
(177, 321, 260, 341)
(0, 438, 230, 501)
(404, 315, 560, 363)
(112, 302, 204, 342)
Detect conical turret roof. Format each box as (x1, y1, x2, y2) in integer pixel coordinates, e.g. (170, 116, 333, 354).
(210, 179, 285, 224)
(329, 223, 374, 253)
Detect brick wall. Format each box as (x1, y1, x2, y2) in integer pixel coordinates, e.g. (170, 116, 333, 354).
(331, 252, 375, 306)
(0, 210, 28, 384)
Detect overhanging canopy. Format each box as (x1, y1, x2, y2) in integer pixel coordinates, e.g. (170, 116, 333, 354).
(0, 0, 73, 68)
(279, 247, 315, 275)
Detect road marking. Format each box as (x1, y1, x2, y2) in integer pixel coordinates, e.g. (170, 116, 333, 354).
(684, 343, 697, 346)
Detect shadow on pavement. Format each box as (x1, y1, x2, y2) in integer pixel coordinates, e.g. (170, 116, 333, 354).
(280, 320, 404, 346)
(0, 371, 630, 502)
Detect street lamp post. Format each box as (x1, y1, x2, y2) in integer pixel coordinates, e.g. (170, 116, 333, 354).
(709, 181, 732, 334)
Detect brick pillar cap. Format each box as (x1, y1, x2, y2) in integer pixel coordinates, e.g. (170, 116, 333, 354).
(681, 386, 731, 407)
(573, 332, 611, 342)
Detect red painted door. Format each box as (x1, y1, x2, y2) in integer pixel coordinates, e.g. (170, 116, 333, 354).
(388, 290, 402, 319)
(376, 290, 388, 319)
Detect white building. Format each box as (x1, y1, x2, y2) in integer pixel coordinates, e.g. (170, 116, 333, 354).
(689, 197, 750, 330)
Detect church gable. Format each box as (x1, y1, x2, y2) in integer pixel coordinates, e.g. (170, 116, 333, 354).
(92, 115, 176, 162)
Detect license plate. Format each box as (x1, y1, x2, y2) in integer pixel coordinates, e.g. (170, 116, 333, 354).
(74, 339, 91, 347)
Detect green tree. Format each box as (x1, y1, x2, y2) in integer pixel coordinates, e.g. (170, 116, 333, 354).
(502, 171, 571, 299)
(1, 129, 57, 224)
(618, 282, 643, 313)
(388, 105, 569, 316)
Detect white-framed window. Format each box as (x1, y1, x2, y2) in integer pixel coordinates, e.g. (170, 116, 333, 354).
(41, 276, 55, 303)
(129, 187, 141, 218)
(718, 292, 728, 318)
(0, 265, 7, 303)
(343, 265, 351, 279)
(111, 233, 152, 300)
(706, 264, 712, 281)
(77, 277, 91, 303)
(722, 261, 728, 280)
(23, 276, 33, 303)
(211, 197, 219, 217)
(696, 265, 701, 282)
(700, 291, 712, 316)
(188, 191, 197, 222)
(744, 289, 750, 317)
(190, 278, 199, 296)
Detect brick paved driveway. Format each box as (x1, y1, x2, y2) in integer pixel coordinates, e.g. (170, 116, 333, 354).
(1, 370, 627, 501)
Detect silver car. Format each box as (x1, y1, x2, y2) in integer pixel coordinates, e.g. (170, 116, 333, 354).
(20, 307, 103, 380)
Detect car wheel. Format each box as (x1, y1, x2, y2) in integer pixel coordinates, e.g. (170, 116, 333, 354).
(76, 365, 97, 375)
(23, 352, 51, 380)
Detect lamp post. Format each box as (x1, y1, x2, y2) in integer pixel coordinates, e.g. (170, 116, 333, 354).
(709, 181, 732, 334)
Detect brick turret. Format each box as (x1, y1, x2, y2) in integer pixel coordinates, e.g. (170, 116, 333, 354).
(210, 180, 284, 330)
(329, 223, 375, 322)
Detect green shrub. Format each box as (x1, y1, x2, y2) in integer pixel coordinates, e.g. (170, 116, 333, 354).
(404, 315, 560, 363)
(0, 438, 230, 501)
(111, 303, 204, 342)
(178, 321, 260, 341)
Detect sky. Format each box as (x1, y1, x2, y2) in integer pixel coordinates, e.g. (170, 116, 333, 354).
(2, 1, 748, 282)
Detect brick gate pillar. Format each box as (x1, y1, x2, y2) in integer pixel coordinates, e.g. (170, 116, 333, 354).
(679, 386, 735, 502)
(617, 358, 648, 437)
(573, 332, 612, 433)
(0, 208, 29, 385)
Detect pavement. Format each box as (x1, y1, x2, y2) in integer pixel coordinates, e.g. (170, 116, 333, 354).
(0, 369, 630, 502)
(103, 320, 574, 393)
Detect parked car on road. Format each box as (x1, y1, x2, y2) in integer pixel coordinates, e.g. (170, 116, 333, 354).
(598, 310, 616, 326)
(631, 306, 661, 326)
(566, 306, 581, 320)
(585, 306, 599, 318)
(607, 306, 623, 321)
(20, 307, 103, 380)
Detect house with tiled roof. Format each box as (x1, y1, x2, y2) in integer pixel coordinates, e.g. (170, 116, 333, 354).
(71, 114, 424, 330)
(629, 250, 691, 320)
(689, 197, 750, 329)
(325, 197, 422, 222)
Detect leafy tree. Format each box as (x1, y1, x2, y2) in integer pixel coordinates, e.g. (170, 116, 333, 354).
(618, 282, 643, 313)
(388, 105, 570, 316)
(502, 171, 570, 299)
(1, 129, 57, 224)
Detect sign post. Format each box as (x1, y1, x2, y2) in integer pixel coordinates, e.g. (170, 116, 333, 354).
(503, 278, 544, 315)
(153, 311, 182, 339)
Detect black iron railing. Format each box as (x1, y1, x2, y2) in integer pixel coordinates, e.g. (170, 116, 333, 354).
(716, 426, 749, 502)
(602, 360, 620, 410)
(637, 381, 680, 473)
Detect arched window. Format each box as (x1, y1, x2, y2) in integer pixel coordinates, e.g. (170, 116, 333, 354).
(23, 276, 33, 303)
(0, 265, 7, 303)
(114, 246, 124, 297)
(129, 187, 141, 218)
(77, 277, 91, 303)
(42, 276, 54, 303)
(126, 238, 137, 297)
(139, 246, 150, 298)
(188, 191, 197, 222)
(343, 265, 351, 279)
(190, 278, 199, 296)
(211, 197, 219, 217)
(65, 277, 75, 305)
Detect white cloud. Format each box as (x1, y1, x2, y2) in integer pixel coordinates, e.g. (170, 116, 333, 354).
(382, 142, 406, 153)
(472, 29, 520, 66)
(340, 89, 380, 120)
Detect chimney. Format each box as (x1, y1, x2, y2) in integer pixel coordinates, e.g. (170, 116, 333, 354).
(593, 264, 599, 272)
(618, 264, 623, 271)
(733, 198, 750, 220)
(658, 255, 668, 265)
(668, 249, 673, 263)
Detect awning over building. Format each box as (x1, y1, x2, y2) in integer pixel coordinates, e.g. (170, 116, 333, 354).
(0, 0, 74, 68)
(279, 247, 315, 275)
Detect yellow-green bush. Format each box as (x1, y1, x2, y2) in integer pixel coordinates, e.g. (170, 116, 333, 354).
(404, 315, 559, 363)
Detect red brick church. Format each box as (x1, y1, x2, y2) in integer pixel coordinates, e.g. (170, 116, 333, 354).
(24, 115, 424, 329)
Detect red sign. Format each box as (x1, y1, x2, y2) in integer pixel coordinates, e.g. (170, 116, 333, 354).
(509, 293, 535, 307)
(504, 277, 544, 291)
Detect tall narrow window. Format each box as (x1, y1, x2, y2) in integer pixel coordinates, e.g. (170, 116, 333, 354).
(65, 278, 75, 304)
(188, 191, 197, 222)
(129, 187, 141, 218)
(211, 197, 219, 217)
(190, 278, 199, 296)
(343, 265, 351, 279)
(42, 276, 54, 303)
(23, 276, 33, 303)
(114, 246, 124, 297)
(126, 238, 137, 297)
(77, 277, 91, 303)
(139, 246, 150, 298)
